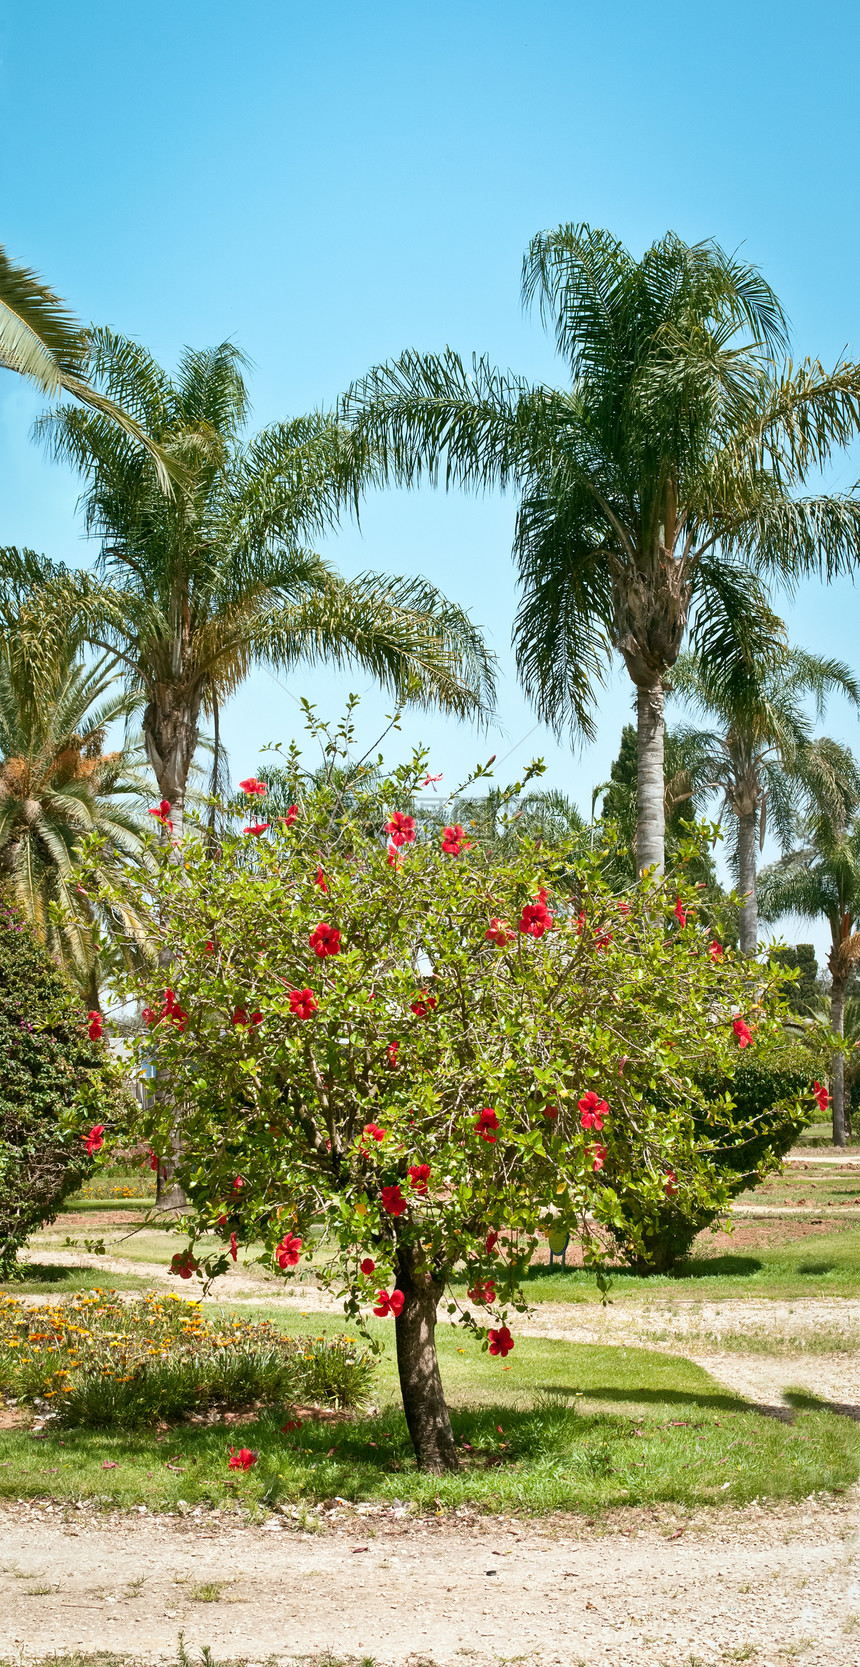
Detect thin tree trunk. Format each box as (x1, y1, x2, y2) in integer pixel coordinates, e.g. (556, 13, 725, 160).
(636, 680, 665, 875)
(831, 979, 847, 1148)
(394, 1246, 458, 1472)
(737, 811, 758, 956)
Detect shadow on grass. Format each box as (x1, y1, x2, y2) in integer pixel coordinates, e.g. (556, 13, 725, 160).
(538, 1382, 755, 1415)
(0, 1264, 147, 1296)
(521, 1253, 765, 1288)
(785, 1389, 860, 1423)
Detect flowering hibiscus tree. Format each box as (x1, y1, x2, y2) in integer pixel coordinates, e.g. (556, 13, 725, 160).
(100, 728, 819, 1472)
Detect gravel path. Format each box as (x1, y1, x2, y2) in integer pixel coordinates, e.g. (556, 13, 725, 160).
(1, 1496, 858, 1666)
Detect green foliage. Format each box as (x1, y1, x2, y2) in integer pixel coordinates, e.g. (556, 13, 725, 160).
(0, 1291, 374, 1428)
(608, 1046, 818, 1272)
(770, 945, 819, 1015)
(0, 893, 117, 1273)
(101, 716, 824, 1343)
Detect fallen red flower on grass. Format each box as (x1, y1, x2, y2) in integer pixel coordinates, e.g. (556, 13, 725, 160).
(488, 1325, 514, 1358)
(228, 1448, 258, 1471)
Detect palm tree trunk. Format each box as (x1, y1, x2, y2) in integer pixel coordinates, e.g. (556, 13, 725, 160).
(636, 681, 665, 875)
(737, 812, 759, 955)
(831, 979, 847, 1148)
(143, 698, 199, 1212)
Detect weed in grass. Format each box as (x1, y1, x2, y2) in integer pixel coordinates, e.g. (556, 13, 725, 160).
(725, 1647, 756, 1661)
(189, 1582, 223, 1602)
(25, 1583, 55, 1595)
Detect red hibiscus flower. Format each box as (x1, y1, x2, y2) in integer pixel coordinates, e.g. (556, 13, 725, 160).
(309, 921, 341, 957)
(814, 1081, 831, 1112)
(239, 777, 267, 796)
(709, 940, 724, 961)
(485, 1229, 499, 1255)
(289, 987, 318, 1019)
(232, 1176, 245, 1191)
(387, 1041, 399, 1067)
(617, 901, 631, 916)
(733, 1016, 753, 1048)
(315, 866, 329, 893)
(83, 1124, 105, 1156)
(575, 910, 586, 935)
(148, 1149, 159, 1171)
(171, 1250, 199, 1280)
(590, 1144, 608, 1172)
(243, 821, 270, 837)
(385, 811, 416, 848)
(664, 1169, 679, 1197)
(142, 1005, 158, 1026)
(422, 772, 443, 787)
(275, 1234, 302, 1268)
(578, 1091, 609, 1131)
(360, 1257, 376, 1275)
(159, 988, 188, 1030)
(674, 897, 687, 927)
(468, 1279, 496, 1305)
(386, 843, 402, 867)
(442, 823, 468, 855)
(488, 1325, 514, 1358)
(410, 992, 436, 1017)
(148, 799, 173, 831)
(230, 1233, 238, 1262)
(87, 1010, 103, 1041)
(595, 929, 613, 951)
(474, 1107, 499, 1143)
(363, 1122, 386, 1143)
(373, 1289, 405, 1317)
(228, 1447, 258, 1471)
(408, 1163, 430, 1194)
(232, 1007, 263, 1028)
(543, 1104, 559, 1120)
(518, 898, 553, 938)
(485, 917, 513, 947)
(381, 1184, 407, 1216)
(281, 1419, 303, 1433)
(205, 939, 215, 954)
(285, 804, 299, 826)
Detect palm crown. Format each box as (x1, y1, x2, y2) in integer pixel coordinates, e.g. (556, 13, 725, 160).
(344, 223, 860, 872)
(671, 645, 860, 952)
(34, 332, 496, 830)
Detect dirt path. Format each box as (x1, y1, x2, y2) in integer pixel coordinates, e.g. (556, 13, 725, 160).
(1, 1496, 857, 1666)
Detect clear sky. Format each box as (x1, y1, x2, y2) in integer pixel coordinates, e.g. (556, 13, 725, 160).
(2, 0, 859, 958)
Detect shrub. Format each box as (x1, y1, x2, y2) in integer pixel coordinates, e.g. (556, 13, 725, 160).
(97, 715, 827, 1471)
(0, 891, 119, 1273)
(608, 1046, 817, 1272)
(0, 1291, 374, 1427)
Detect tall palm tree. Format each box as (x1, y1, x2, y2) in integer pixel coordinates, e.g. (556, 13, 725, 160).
(671, 646, 860, 952)
(33, 332, 496, 836)
(0, 246, 172, 489)
(0, 614, 151, 1005)
(759, 811, 860, 1146)
(344, 224, 860, 873)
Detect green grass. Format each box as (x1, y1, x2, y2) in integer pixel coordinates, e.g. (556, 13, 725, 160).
(1, 1319, 856, 1515)
(0, 1265, 150, 1296)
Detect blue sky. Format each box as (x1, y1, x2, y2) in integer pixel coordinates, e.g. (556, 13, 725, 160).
(2, 0, 859, 957)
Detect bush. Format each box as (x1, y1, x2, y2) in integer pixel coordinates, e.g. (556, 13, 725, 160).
(0, 891, 118, 1273)
(608, 1048, 817, 1272)
(0, 1291, 375, 1427)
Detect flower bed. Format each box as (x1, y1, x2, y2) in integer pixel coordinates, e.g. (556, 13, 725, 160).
(0, 1292, 374, 1427)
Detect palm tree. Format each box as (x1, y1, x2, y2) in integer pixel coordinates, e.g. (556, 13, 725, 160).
(344, 224, 860, 873)
(0, 613, 151, 1005)
(759, 811, 860, 1146)
(32, 332, 496, 836)
(0, 246, 172, 488)
(671, 646, 860, 952)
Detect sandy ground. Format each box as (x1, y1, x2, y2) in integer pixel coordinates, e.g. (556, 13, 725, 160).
(0, 1495, 858, 1666)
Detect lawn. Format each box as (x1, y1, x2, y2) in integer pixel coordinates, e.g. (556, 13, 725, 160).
(1, 1308, 857, 1515)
